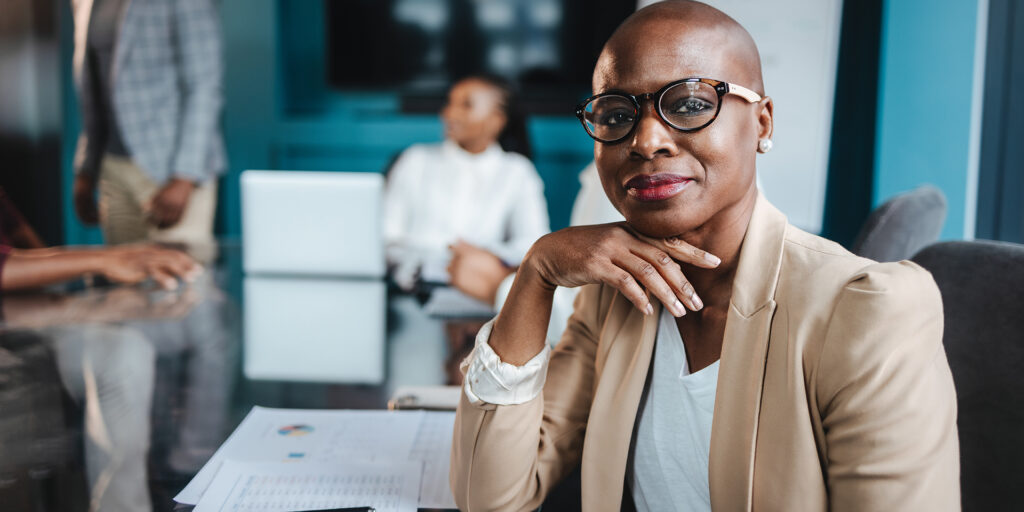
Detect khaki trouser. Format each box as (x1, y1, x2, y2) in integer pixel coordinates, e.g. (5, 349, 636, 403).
(98, 155, 217, 262)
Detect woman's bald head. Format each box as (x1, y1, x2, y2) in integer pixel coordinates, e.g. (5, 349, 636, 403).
(595, 0, 764, 96)
(588, 0, 773, 239)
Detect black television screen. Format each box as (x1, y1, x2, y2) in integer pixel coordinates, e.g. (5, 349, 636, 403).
(325, 0, 634, 113)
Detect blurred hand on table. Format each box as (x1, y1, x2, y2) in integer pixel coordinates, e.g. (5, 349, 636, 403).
(447, 240, 515, 304)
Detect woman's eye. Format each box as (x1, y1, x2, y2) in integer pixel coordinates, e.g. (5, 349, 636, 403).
(597, 109, 635, 126)
(670, 97, 714, 115)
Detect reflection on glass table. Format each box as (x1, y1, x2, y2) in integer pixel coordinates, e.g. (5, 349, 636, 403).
(0, 274, 236, 512)
(243, 276, 386, 384)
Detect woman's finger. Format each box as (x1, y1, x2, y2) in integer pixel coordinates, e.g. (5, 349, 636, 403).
(628, 243, 703, 312)
(625, 226, 721, 269)
(149, 267, 179, 290)
(597, 262, 653, 315)
(613, 253, 687, 317)
(163, 253, 199, 282)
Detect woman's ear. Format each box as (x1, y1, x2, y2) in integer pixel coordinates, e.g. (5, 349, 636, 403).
(757, 96, 774, 141)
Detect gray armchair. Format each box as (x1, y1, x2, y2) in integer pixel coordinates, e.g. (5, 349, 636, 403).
(853, 185, 947, 262)
(912, 240, 1024, 511)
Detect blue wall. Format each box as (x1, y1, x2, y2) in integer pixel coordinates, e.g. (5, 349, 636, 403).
(61, 0, 594, 245)
(874, 0, 985, 239)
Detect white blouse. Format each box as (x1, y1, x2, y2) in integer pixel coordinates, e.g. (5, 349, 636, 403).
(384, 141, 550, 287)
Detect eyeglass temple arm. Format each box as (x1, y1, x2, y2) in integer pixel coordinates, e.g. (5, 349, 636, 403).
(727, 82, 763, 103)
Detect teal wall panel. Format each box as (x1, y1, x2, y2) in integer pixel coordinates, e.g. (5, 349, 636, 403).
(874, 0, 984, 239)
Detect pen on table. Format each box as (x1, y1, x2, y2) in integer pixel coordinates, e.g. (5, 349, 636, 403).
(296, 508, 374, 512)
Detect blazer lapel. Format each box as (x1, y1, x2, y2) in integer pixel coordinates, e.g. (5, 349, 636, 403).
(580, 296, 659, 512)
(709, 193, 788, 510)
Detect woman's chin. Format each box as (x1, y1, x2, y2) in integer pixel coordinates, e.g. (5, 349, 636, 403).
(621, 203, 706, 239)
(625, 216, 698, 239)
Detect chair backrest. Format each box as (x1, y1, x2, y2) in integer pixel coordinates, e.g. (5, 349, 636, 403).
(853, 185, 947, 262)
(912, 240, 1024, 511)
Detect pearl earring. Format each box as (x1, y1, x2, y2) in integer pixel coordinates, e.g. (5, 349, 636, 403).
(758, 139, 773, 153)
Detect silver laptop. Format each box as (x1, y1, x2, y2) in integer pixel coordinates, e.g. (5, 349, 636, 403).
(241, 170, 385, 277)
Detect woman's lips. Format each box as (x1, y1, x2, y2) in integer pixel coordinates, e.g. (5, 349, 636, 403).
(624, 173, 693, 202)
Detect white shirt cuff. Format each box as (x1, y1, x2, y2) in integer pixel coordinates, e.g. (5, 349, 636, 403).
(460, 318, 551, 406)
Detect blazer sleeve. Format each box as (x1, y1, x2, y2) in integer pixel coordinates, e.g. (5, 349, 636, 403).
(451, 284, 607, 511)
(815, 261, 960, 511)
(170, 0, 224, 182)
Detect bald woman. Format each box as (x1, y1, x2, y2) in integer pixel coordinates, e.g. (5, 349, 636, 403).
(450, 1, 959, 511)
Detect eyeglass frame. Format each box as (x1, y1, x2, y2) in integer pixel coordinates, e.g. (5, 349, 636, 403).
(574, 77, 763, 144)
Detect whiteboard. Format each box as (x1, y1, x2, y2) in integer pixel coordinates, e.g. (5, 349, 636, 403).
(637, 0, 844, 233)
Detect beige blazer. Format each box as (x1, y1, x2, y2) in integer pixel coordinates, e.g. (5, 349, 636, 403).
(451, 194, 960, 511)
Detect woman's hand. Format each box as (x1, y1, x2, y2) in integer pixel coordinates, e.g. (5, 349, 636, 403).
(447, 240, 514, 304)
(488, 222, 720, 365)
(99, 245, 202, 290)
(524, 223, 721, 317)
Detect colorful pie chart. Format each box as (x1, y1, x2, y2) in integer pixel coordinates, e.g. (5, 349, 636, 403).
(277, 424, 314, 436)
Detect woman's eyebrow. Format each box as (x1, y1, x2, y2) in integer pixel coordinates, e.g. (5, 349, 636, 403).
(595, 87, 633, 96)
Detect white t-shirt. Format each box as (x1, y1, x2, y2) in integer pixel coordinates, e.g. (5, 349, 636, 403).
(628, 307, 718, 512)
(384, 140, 550, 288)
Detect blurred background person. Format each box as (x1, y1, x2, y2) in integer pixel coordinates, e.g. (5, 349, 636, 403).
(0, 185, 199, 291)
(384, 74, 549, 292)
(69, 0, 226, 262)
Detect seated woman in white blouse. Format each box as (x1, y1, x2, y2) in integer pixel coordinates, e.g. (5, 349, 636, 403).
(384, 75, 550, 291)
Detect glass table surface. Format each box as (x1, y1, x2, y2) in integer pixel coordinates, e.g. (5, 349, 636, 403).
(0, 243, 474, 511)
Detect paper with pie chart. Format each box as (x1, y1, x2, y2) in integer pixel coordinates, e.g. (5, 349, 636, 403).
(174, 406, 455, 508)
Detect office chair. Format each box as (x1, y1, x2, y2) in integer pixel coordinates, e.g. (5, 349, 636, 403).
(913, 240, 1024, 511)
(853, 185, 946, 262)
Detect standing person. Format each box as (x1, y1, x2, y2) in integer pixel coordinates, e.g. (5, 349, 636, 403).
(384, 75, 550, 292)
(70, 0, 226, 262)
(450, 1, 959, 510)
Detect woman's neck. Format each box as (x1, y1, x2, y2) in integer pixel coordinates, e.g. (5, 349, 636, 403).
(676, 187, 759, 308)
(454, 139, 492, 155)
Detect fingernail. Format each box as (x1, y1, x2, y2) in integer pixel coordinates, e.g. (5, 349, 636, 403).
(690, 290, 704, 310)
(673, 299, 686, 317)
(704, 253, 721, 266)
(645, 303, 654, 316)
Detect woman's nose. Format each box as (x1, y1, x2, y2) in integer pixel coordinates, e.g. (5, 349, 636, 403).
(628, 102, 678, 160)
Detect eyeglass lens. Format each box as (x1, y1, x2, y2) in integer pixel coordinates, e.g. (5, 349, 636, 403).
(582, 81, 720, 141)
